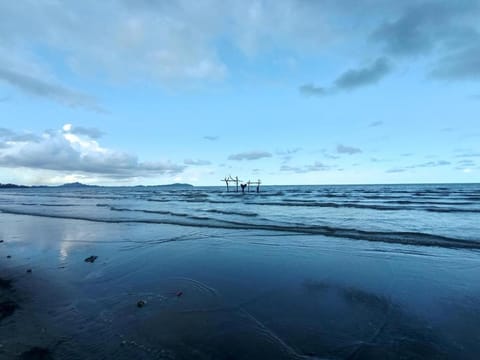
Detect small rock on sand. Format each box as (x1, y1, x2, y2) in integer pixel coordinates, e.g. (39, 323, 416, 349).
(84, 255, 98, 263)
(26, 269, 32, 273)
(137, 300, 146, 308)
(6, 255, 11, 259)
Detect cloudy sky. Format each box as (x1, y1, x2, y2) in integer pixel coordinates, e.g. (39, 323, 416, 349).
(0, 0, 479, 185)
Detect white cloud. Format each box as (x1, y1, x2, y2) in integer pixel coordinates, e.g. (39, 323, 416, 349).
(0, 126, 185, 181)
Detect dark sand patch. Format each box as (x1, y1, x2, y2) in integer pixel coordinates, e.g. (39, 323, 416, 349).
(18, 347, 53, 360)
(0, 278, 12, 289)
(0, 300, 18, 320)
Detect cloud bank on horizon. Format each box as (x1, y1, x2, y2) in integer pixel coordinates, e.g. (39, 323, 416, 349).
(0, 0, 478, 185)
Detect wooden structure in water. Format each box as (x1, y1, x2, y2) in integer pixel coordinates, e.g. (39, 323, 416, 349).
(222, 176, 261, 193)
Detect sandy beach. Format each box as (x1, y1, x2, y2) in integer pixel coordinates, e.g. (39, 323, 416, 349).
(2, 1, 480, 357)
(2, 210, 480, 359)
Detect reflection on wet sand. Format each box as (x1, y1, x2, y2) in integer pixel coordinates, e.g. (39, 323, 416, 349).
(1, 212, 480, 359)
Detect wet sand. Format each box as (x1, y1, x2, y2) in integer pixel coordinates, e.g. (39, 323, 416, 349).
(1, 212, 480, 359)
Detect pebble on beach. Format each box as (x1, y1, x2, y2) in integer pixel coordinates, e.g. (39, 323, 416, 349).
(6, 255, 11, 259)
(84, 255, 98, 263)
(26, 269, 32, 273)
(137, 300, 146, 308)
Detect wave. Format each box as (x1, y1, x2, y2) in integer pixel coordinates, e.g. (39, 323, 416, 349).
(108, 206, 189, 217)
(20, 202, 77, 207)
(243, 201, 480, 213)
(1, 208, 479, 249)
(141, 196, 480, 213)
(108, 205, 258, 218)
(206, 209, 258, 217)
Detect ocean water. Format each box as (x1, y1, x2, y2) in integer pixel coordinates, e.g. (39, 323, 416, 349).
(1, 183, 480, 359)
(0, 183, 479, 248)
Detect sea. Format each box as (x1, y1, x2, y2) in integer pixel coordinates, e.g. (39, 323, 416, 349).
(0, 183, 479, 248)
(1, 183, 480, 359)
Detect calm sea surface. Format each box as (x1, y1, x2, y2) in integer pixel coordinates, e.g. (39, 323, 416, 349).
(1, 183, 479, 248)
(1, 183, 480, 359)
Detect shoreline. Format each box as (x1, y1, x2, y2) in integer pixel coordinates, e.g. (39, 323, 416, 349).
(1, 213, 480, 359)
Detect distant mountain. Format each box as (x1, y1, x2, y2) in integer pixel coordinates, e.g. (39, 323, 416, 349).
(57, 182, 95, 188)
(0, 181, 193, 189)
(0, 183, 28, 189)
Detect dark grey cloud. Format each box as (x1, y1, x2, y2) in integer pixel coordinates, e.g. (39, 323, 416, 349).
(0, 127, 184, 178)
(457, 159, 475, 166)
(8, 133, 42, 142)
(0, 68, 105, 112)
(275, 147, 302, 155)
(335, 57, 392, 90)
(369, 121, 384, 127)
(415, 160, 450, 168)
(324, 153, 339, 160)
(455, 152, 480, 158)
(300, 57, 392, 96)
(370, 1, 479, 56)
(455, 158, 476, 171)
(228, 151, 272, 161)
(369, 1, 480, 82)
(0, 128, 14, 138)
(0, 127, 41, 143)
(281, 161, 331, 174)
(386, 168, 406, 173)
(317, 149, 340, 160)
(386, 159, 451, 173)
(184, 158, 211, 166)
(336, 144, 362, 155)
(203, 135, 219, 141)
(431, 45, 480, 80)
(299, 84, 327, 96)
(68, 126, 105, 139)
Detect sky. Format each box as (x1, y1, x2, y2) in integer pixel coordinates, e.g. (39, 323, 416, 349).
(0, 0, 479, 186)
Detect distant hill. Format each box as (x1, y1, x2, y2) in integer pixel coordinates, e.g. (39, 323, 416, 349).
(57, 182, 97, 188)
(0, 183, 29, 189)
(0, 181, 193, 189)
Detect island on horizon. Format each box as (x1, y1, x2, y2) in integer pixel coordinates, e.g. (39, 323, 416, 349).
(0, 182, 195, 189)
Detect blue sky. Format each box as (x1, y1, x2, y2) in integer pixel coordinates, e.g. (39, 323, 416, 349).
(0, 0, 479, 185)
